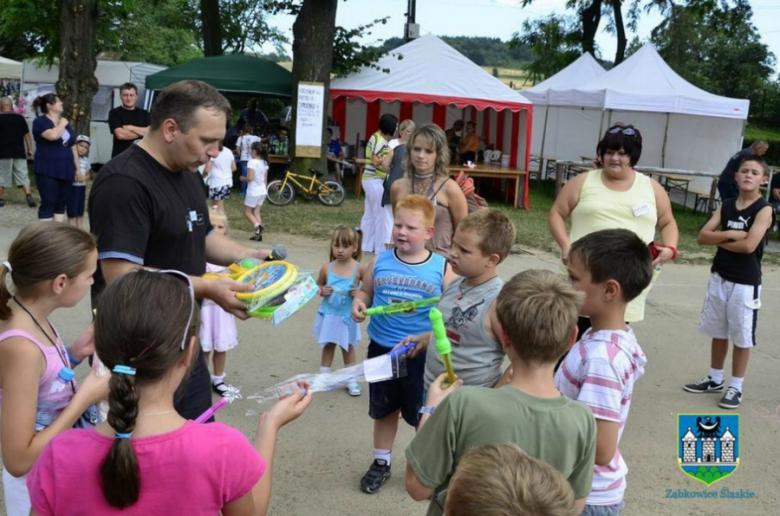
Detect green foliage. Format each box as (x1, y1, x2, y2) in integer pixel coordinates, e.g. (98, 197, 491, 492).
(378, 36, 534, 69)
(651, 0, 775, 104)
(511, 15, 581, 84)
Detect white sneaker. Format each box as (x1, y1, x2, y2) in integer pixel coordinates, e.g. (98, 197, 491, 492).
(347, 382, 362, 397)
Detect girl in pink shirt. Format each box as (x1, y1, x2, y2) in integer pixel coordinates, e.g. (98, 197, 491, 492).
(27, 270, 312, 515)
(0, 222, 107, 516)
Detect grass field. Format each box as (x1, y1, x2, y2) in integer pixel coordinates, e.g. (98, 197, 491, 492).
(223, 177, 779, 266)
(745, 124, 780, 141)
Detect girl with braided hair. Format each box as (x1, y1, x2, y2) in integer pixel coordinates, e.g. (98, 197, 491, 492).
(0, 222, 107, 516)
(27, 269, 312, 514)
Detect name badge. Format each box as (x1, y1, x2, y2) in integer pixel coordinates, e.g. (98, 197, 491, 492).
(189, 210, 198, 222)
(632, 203, 651, 217)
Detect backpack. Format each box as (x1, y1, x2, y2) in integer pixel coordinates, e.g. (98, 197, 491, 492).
(454, 171, 488, 213)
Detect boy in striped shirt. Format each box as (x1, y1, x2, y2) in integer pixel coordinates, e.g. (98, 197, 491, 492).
(555, 229, 654, 516)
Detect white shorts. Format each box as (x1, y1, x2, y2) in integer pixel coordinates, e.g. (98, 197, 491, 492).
(244, 194, 266, 208)
(698, 272, 761, 348)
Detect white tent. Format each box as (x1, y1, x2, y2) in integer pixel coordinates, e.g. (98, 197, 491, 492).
(0, 56, 22, 80)
(329, 34, 534, 208)
(527, 44, 749, 190)
(522, 53, 606, 159)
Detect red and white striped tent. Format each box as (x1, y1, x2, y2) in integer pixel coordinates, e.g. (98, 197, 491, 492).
(329, 34, 534, 208)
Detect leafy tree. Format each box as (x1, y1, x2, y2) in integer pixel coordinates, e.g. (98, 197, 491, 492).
(510, 15, 581, 84)
(650, 0, 775, 101)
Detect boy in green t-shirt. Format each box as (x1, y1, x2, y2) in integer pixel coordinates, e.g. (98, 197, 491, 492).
(405, 269, 597, 515)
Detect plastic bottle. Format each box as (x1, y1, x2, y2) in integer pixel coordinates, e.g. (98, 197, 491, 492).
(35, 366, 75, 431)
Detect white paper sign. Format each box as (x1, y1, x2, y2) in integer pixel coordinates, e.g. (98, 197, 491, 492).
(295, 83, 325, 148)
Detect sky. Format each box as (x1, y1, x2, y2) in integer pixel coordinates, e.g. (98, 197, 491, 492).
(264, 0, 780, 75)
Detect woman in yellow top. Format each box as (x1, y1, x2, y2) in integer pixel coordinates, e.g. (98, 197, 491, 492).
(457, 122, 479, 164)
(548, 124, 679, 324)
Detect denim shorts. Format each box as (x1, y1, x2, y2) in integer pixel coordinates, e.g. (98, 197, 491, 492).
(367, 340, 426, 427)
(581, 501, 625, 516)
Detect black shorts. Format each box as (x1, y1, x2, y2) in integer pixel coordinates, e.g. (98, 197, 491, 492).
(174, 351, 214, 422)
(67, 185, 86, 218)
(367, 340, 426, 427)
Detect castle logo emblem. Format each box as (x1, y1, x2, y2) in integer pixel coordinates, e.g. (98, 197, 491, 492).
(678, 414, 739, 486)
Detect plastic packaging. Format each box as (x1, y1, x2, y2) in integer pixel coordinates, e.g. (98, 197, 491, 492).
(248, 344, 416, 409)
(35, 367, 75, 431)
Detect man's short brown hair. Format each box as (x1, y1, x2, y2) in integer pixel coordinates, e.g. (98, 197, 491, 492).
(457, 210, 516, 262)
(445, 443, 577, 516)
(150, 80, 230, 133)
(496, 269, 583, 365)
(119, 82, 138, 94)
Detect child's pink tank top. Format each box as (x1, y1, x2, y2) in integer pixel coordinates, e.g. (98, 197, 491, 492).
(0, 329, 75, 430)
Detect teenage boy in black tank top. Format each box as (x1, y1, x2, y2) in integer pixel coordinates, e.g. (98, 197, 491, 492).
(684, 156, 772, 410)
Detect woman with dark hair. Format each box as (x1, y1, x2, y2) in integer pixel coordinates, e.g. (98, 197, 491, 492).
(360, 113, 398, 254)
(31, 94, 78, 221)
(549, 124, 679, 324)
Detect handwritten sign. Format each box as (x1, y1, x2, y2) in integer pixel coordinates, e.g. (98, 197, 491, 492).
(295, 82, 324, 157)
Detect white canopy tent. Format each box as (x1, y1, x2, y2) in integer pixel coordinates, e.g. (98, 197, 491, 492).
(0, 56, 22, 80)
(526, 44, 749, 192)
(329, 34, 535, 208)
(522, 53, 606, 159)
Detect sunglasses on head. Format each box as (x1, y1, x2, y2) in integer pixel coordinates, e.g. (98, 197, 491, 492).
(155, 270, 195, 351)
(608, 126, 637, 136)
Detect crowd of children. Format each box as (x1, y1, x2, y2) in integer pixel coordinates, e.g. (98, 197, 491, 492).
(0, 149, 772, 515)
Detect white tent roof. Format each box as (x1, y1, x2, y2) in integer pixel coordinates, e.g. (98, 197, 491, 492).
(0, 56, 22, 80)
(23, 60, 167, 87)
(522, 53, 605, 104)
(547, 44, 749, 119)
(330, 34, 532, 111)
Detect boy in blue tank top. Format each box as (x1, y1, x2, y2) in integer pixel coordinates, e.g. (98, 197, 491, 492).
(684, 156, 773, 409)
(352, 194, 453, 495)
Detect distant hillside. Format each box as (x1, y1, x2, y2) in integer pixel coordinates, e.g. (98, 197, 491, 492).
(378, 36, 533, 69)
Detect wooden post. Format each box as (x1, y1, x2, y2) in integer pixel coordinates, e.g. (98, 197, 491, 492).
(708, 177, 718, 213)
(555, 162, 567, 197)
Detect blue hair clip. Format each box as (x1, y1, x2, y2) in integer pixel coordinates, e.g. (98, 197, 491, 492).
(353, 227, 361, 233)
(112, 365, 136, 376)
(115, 432, 132, 439)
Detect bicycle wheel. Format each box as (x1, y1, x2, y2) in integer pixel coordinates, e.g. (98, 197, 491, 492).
(317, 181, 346, 206)
(267, 180, 296, 206)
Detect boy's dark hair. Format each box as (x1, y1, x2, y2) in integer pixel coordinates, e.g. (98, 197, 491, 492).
(378, 113, 399, 136)
(596, 123, 643, 166)
(496, 270, 584, 365)
(569, 228, 653, 302)
(119, 83, 138, 94)
(457, 210, 516, 262)
(96, 270, 200, 508)
(150, 80, 231, 132)
(738, 155, 768, 175)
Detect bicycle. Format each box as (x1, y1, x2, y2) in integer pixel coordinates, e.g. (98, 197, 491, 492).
(266, 169, 346, 207)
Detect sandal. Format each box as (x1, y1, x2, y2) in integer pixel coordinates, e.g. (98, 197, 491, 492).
(212, 381, 231, 397)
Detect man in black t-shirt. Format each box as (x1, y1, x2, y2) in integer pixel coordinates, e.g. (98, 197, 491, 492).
(108, 83, 151, 158)
(0, 96, 36, 208)
(90, 80, 271, 420)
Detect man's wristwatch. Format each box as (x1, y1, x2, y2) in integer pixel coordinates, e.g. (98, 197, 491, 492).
(419, 406, 435, 415)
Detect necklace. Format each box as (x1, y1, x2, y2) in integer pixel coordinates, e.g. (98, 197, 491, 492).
(457, 275, 498, 300)
(12, 296, 75, 393)
(412, 174, 435, 198)
(137, 410, 177, 417)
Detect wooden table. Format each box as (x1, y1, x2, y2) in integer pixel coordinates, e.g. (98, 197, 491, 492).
(657, 173, 692, 210)
(447, 164, 526, 209)
(268, 154, 290, 165)
(353, 160, 526, 209)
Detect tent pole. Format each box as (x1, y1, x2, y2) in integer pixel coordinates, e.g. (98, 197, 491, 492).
(539, 105, 549, 162)
(597, 110, 606, 149)
(661, 112, 670, 168)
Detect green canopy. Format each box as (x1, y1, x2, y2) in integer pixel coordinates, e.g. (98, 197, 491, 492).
(145, 54, 292, 96)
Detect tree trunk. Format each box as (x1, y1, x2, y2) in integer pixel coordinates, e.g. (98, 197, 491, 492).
(581, 0, 603, 57)
(201, 0, 223, 56)
(56, 0, 99, 136)
(290, 0, 338, 176)
(610, 0, 627, 65)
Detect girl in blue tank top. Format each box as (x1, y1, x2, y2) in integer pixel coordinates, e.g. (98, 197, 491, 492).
(313, 226, 365, 396)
